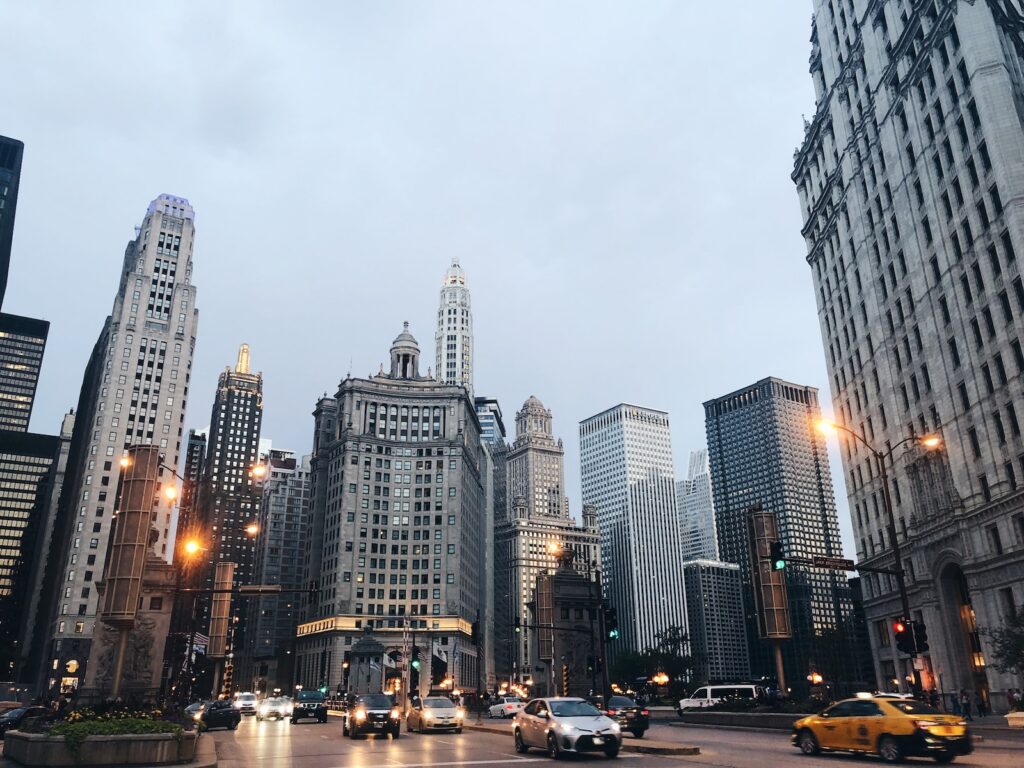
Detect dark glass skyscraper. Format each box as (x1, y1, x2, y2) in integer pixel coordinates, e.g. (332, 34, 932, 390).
(0, 135, 24, 310)
(704, 377, 861, 695)
(0, 313, 48, 431)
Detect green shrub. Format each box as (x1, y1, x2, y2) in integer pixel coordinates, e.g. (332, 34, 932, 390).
(47, 718, 183, 758)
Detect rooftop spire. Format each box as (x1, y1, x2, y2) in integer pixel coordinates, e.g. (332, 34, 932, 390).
(236, 343, 250, 374)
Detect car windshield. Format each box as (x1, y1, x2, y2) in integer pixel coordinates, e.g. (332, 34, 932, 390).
(238, 694, 256, 701)
(359, 694, 393, 709)
(550, 700, 601, 717)
(504, 696, 521, 702)
(608, 697, 635, 707)
(890, 701, 942, 715)
(266, 698, 285, 706)
(424, 698, 455, 709)
(2, 708, 26, 718)
(297, 691, 324, 702)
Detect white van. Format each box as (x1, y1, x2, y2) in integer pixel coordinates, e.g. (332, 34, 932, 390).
(677, 685, 765, 714)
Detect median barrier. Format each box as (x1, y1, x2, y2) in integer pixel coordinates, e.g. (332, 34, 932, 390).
(2, 730, 202, 767)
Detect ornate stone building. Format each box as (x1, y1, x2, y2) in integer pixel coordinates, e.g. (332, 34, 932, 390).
(296, 324, 486, 696)
(793, 1, 1024, 707)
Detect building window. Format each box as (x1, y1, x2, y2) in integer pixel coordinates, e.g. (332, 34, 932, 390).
(149, 597, 163, 610)
(988, 524, 1003, 555)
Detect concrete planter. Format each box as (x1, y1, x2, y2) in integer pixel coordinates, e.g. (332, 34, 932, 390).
(1005, 711, 1024, 729)
(2, 729, 197, 766)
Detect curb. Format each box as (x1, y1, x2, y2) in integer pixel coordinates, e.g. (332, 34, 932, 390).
(464, 723, 700, 756)
(192, 733, 217, 768)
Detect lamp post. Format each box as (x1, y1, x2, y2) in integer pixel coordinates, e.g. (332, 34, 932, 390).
(817, 420, 942, 698)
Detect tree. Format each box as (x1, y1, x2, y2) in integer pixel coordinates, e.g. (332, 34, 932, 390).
(984, 606, 1024, 677)
(609, 650, 647, 689)
(645, 626, 695, 700)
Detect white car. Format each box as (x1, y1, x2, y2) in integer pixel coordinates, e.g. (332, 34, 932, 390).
(233, 692, 259, 715)
(489, 696, 525, 718)
(513, 697, 621, 759)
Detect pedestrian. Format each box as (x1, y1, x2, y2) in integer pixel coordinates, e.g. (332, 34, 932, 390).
(960, 690, 973, 721)
(974, 691, 986, 718)
(951, 693, 961, 715)
(929, 689, 940, 709)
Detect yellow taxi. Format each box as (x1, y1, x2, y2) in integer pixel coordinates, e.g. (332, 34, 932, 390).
(791, 694, 972, 763)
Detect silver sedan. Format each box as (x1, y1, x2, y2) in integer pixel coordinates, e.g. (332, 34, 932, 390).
(514, 697, 622, 759)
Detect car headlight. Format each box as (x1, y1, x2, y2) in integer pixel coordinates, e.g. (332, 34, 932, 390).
(355, 710, 366, 722)
(609, 722, 621, 732)
(390, 708, 401, 720)
(455, 709, 465, 720)
(193, 713, 203, 722)
(558, 723, 578, 734)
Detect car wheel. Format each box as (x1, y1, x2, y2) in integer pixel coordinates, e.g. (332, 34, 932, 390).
(392, 729, 401, 740)
(229, 722, 238, 730)
(547, 732, 561, 760)
(406, 719, 413, 733)
(514, 728, 529, 754)
(290, 718, 297, 725)
(878, 735, 904, 763)
(798, 729, 820, 756)
(932, 752, 955, 764)
(342, 720, 348, 736)
(455, 727, 463, 734)
(632, 729, 646, 738)
(604, 740, 620, 758)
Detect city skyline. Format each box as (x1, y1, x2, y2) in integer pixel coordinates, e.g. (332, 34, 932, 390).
(0, 2, 858, 554)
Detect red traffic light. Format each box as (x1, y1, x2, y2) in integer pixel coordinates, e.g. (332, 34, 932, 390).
(893, 620, 906, 634)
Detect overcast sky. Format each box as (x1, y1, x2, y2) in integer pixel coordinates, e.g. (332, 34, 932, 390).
(3, 1, 853, 551)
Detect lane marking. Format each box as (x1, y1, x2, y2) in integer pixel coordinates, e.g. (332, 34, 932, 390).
(366, 760, 546, 767)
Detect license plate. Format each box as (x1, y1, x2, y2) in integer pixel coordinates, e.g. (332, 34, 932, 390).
(373, 722, 384, 728)
(626, 713, 635, 718)
(931, 726, 963, 737)
(593, 737, 604, 745)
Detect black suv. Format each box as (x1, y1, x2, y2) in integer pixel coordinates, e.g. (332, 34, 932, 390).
(601, 695, 650, 738)
(343, 693, 400, 739)
(291, 690, 328, 724)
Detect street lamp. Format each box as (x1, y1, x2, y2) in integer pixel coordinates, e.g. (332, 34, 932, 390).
(245, 523, 259, 537)
(815, 419, 942, 697)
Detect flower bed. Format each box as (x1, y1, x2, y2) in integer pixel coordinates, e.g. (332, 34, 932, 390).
(3, 718, 196, 767)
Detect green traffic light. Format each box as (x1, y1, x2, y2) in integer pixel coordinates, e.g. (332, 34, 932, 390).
(773, 559, 786, 570)
(411, 660, 421, 670)
(608, 628, 620, 640)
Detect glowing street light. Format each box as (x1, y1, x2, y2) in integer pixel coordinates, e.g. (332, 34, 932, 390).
(164, 485, 178, 501)
(250, 464, 268, 479)
(245, 523, 259, 536)
(183, 538, 202, 557)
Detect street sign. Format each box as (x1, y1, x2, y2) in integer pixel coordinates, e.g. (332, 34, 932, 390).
(812, 556, 856, 571)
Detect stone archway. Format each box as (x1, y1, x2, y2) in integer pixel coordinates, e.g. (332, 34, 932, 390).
(937, 563, 989, 702)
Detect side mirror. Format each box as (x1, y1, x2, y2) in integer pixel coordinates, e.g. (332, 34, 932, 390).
(538, 711, 549, 719)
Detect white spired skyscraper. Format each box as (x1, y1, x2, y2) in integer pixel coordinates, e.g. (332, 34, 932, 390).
(435, 258, 473, 395)
(579, 405, 687, 655)
(675, 449, 719, 562)
(48, 194, 199, 692)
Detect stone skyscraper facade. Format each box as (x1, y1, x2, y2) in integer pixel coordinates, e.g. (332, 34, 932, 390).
(579, 404, 687, 656)
(676, 449, 719, 562)
(496, 396, 599, 684)
(47, 194, 199, 693)
(704, 378, 858, 695)
(435, 258, 473, 395)
(682, 560, 750, 685)
(297, 324, 486, 694)
(793, 1, 1024, 705)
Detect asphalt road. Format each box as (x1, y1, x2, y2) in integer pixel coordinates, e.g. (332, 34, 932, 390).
(205, 714, 1022, 768)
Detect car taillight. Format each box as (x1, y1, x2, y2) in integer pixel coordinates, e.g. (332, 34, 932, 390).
(641, 709, 650, 716)
(607, 709, 617, 715)
(912, 719, 940, 729)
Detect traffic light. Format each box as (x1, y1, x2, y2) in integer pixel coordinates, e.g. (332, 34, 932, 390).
(769, 540, 786, 570)
(914, 621, 929, 653)
(411, 645, 421, 671)
(308, 579, 319, 600)
(319, 685, 328, 695)
(514, 616, 522, 634)
(894, 619, 916, 655)
(605, 607, 620, 640)
(586, 655, 595, 674)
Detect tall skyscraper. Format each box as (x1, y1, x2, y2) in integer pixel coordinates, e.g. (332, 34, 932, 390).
(242, 450, 310, 695)
(46, 194, 199, 693)
(676, 449, 719, 562)
(579, 404, 687, 655)
(0, 135, 24, 309)
(297, 324, 486, 694)
(475, 395, 507, 690)
(435, 258, 473, 395)
(496, 396, 600, 683)
(194, 344, 263, 670)
(683, 560, 750, 684)
(793, 1, 1024, 702)
(0, 313, 48, 431)
(704, 378, 858, 695)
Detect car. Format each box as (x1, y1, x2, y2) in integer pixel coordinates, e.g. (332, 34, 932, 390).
(792, 695, 973, 764)
(343, 693, 401, 739)
(514, 696, 621, 759)
(600, 695, 649, 738)
(488, 695, 524, 718)
(407, 696, 465, 733)
(233, 692, 259, 716)
(257, 697, 293, 721)
(291, 690, 328, 724)
(197, 700, 241, 731)
(677, 684, 765, 714)
(0, 706, 49, 739)
(184, 701, 206, 718)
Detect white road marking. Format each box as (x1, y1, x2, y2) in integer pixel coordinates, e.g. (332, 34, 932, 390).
(369, 761, 546, 767)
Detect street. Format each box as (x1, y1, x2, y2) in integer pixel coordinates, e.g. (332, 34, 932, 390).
(203, 715, 1023, 768)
